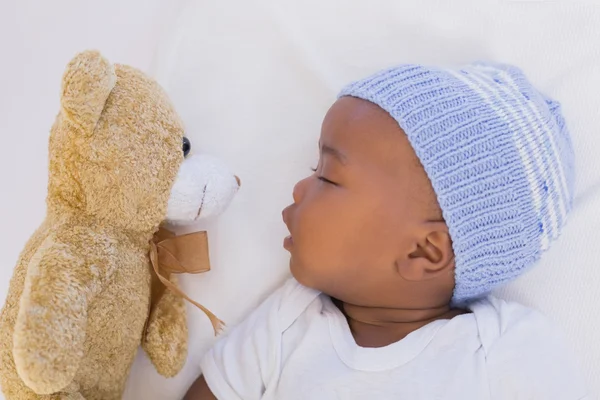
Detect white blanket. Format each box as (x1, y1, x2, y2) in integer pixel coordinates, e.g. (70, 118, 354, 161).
(124, 1, 600, 398)
(0, 1, 597, 399)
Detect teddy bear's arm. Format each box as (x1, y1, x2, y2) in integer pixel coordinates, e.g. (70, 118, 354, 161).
(12, 228, 117, 395)
(142, 274, 188, 378)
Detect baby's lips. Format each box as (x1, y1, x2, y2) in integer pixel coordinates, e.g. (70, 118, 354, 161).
(282, 206, 292, 228)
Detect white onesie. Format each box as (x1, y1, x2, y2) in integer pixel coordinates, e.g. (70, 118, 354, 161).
(200, 278, 589, 400)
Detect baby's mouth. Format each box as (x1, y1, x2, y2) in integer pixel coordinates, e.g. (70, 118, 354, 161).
(282, 206, 294, 249)
(283, 235, 294, 250)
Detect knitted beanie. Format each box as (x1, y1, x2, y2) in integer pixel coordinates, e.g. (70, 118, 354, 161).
(339, 62, 575, 304)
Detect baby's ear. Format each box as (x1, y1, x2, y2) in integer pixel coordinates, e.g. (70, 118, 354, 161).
(401, 222, 454, 281)
(60, 50, 116, 135)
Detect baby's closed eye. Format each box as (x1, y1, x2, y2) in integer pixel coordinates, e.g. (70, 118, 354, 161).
(311, 166, 337, 185)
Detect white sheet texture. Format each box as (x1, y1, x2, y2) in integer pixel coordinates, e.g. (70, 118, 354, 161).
(0, 1, 597, 399)
(123, 1, 600, 398)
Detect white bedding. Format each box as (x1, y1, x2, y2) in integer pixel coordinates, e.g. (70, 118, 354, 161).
(124, 1, 600, 398)
(0, 1, 597, 399)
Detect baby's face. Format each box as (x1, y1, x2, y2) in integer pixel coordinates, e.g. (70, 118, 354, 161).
(282, 97, 451, 307)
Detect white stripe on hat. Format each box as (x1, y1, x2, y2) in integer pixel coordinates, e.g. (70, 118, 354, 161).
(449, 70, 551, 250)
(467, 68, 561, 245)
(477, 65, 570, 231)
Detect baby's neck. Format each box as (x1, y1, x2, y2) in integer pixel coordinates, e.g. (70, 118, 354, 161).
(335, 299, 467, 348)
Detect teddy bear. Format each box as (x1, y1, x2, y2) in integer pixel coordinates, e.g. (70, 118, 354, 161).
(0, 50, 240, 399)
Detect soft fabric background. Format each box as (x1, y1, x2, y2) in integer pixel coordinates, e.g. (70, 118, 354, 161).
(1, 1, 599, 399)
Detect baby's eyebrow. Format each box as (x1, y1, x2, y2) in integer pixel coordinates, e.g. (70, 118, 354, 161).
(320, 143, 348, 165)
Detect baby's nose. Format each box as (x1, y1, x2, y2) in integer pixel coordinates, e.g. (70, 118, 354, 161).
(282, 206, 291, 225)
(234, 175, 241, 187)
(292, 177, 309, 203)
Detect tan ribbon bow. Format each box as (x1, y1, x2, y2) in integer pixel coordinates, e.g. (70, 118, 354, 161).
(148, 227, 224, 335)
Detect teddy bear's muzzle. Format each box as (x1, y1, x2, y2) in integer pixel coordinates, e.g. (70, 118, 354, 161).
(165, 154, 240, 225)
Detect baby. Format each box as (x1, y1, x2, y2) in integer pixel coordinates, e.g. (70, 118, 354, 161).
(185, 62, 589, 399)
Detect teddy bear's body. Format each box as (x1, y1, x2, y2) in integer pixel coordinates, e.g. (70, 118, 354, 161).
(0, 221, 155, 399)
(0, 51, 222, 399)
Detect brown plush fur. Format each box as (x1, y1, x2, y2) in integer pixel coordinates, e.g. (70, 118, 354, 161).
(0, 50, 189, 399)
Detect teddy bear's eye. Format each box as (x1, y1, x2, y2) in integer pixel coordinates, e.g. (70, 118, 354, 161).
(182, 137, 191, 158)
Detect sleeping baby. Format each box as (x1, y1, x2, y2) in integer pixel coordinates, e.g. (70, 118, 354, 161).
(184, 62, 589, 399)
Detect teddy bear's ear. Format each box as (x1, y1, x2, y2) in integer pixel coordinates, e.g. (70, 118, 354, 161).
(60, 50, 116, 135)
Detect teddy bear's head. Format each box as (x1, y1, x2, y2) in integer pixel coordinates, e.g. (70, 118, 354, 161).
(47, 51, 239, 233)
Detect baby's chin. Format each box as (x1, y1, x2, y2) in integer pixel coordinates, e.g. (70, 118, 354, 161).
(289, 258, 326, 294)
(288, 257, 301, 281)
(289, 258, 312, 287)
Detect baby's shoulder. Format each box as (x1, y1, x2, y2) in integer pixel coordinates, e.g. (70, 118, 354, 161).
(469, 296, 555, 354)
(267, 277, 323, 331)
(469, 297, 588, 399)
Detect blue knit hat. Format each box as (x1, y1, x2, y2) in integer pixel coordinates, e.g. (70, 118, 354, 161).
(339, 62, 575, 304)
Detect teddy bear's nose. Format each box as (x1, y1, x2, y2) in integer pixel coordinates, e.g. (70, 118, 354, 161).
(234, 175, 241, 187)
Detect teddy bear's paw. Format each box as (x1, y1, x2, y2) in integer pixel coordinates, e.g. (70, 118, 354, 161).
(43, 382, 85, 400)
(58, 394, 85, 400)
(11, 233, 90, 394)
(142, 286, 188, 377)
(13, 297, 86, 394)
(13, 329, 83, 394)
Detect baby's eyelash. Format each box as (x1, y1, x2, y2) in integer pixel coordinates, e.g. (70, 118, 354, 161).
(310, 166, 337, 185)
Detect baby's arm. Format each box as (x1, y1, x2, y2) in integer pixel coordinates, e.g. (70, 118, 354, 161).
(183, 278, 308, 400)
(184, 376, 216, 400)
